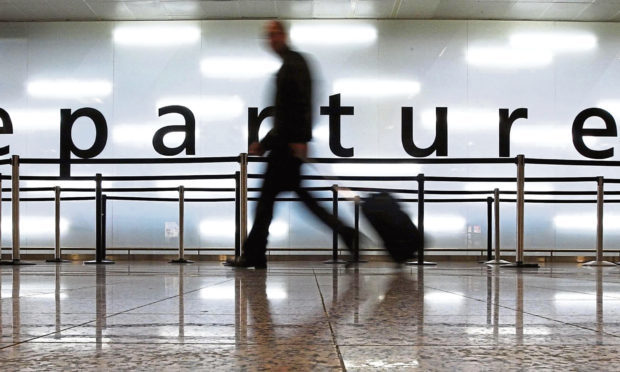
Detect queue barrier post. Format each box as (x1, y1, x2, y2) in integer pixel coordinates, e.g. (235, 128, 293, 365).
(102, 194, 107, 256)
(486, 188, 511, 265)
(583, 177, 615, 266)
(170, 185, 193, 264)
(85, 173, 114, 265)
(347, 195, 367, 264)
(0, 156, 34, 265)
(503, 155, 538, 268)
(486, 196, 492, 261)
(325, 184, 346, 264)
(47, 186, 69, 263)
(0, 175, 3, 262)
(234, 171, 241, 258)
(407, 173, 436, 266)
(239, 153, 248, 257)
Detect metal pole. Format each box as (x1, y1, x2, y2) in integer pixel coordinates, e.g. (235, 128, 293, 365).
(234, 171, 240, 258)
(102, 194, 107, 256)
(239, 153, 248, 256)
(0, 176, 3, 262)
(12, 155, 20, 262)
(351, 196, 367, 264)
(584, 177, 615, 266)
(325, 184, 345, 264)
(170, 186, 193, 264)
(85, 173, 113, 264)
(180, 186, 184, 258)
(1, 156, 33, 266)
(47, 186, 68, 263)
(504, 155, 537, 268)
(486, 189, 510, 265)
(486, 197, 492, 261)
(516, 155, 525, 264)
(407, 173, 435, 265)
(352, 195, 361, 262)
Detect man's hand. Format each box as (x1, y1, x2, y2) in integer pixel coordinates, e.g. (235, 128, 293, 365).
(289, 143, 308, 159)
(248, 141, 265, 156)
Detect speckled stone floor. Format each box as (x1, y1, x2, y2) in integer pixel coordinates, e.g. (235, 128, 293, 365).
(1, 260, 620, 371)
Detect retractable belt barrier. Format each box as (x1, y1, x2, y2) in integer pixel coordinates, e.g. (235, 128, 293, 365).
(1, 154, 620, 268)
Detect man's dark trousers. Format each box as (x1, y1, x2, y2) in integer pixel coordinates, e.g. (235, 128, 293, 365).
(243, 147, 346, 262)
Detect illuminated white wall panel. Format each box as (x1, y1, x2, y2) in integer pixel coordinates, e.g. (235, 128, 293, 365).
(0, 20, 619, 254)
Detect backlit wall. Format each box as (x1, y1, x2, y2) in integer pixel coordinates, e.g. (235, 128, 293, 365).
(1, 20, 620, 255)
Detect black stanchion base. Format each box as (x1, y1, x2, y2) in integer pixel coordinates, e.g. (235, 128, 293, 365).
(169, 258, 194, 264)
(46, 258, 70, 263)
(324, 259, 348, 264)
(0, 259, 36, 265)
(405, 260, 437, 266)
(501, 262, 539, 268)
(84, 259, 115, 265)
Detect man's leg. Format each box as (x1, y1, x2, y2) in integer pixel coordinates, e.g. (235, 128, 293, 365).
(243, 180, 279, 264)
(295, 186, 357, 252)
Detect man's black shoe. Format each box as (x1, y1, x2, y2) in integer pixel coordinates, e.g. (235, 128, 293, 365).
(224, 256, 267, 269)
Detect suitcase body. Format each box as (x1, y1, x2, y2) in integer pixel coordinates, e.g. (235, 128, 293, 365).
(361, 192, 421, 263)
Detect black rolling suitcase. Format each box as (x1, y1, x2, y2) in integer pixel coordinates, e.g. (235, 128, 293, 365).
(361, 192, 421, 263)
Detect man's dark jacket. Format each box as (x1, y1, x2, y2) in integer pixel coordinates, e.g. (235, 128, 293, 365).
(261, 47, 312, 150)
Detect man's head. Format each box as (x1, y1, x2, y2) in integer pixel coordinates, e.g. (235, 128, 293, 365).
(265, 20, 287, 55)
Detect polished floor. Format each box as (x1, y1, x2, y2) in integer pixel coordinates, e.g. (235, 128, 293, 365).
(1, 260, 620, 371)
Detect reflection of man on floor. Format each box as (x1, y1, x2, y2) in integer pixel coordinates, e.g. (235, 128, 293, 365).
(227, 20, 356, 269)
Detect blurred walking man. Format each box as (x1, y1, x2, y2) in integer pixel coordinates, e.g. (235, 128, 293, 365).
(227, 21, 357, 268)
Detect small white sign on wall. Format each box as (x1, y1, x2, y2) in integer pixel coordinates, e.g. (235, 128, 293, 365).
(165, 222, 179, 239)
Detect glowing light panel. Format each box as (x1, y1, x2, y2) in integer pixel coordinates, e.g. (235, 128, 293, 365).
(156, 95, 244, 121)
(2, 217, 70, 236)
(290, 24, 377, 45)
(27, 79, 112, 99)
(510, 32, 597, 53)
(333, 79, 420, 97)
(466, 47, 553, 69)
(201, 57, 280, 79)
(113, 25, 200, 46)
(553, 214, 620, 230)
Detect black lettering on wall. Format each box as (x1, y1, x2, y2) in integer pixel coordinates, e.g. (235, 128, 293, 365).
(401, 107, 447, 157)
(247, 106, 275, 147)
(0, 108, 14, 156)
(320, 94, 354, 157)
(499, 108, 528, 157)
(59, 108, 108, 177)
(572, 108, 617, 159)
(152, 105, 196, 156)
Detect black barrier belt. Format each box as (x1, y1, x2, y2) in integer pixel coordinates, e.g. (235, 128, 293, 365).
(339, 186, 418, 194)
(101, 187, 237, 192)
(526, 177, 597, 182)
(19, 156, 240, 164)
(248, 174, 420, 181)
(93, 196, 620, 204)
(425, 176, 516, 182)
(525, 158, 620, 167)
(247, 157, 516, 164)
(106, 196, 235, 202)
(20, 175, 96, 181)
(2, 197, 95, 202)
(102, 174, 235, 181)
(496, 198, 620, 203)
(7, 185, 620, 198)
